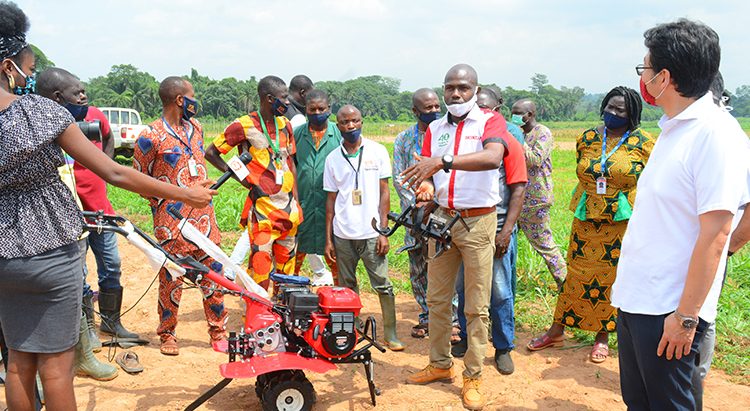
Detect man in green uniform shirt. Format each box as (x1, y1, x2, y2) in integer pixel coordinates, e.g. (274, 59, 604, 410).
(293, 89, 341, 285)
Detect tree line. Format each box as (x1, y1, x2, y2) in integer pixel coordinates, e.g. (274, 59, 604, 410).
(30, 47, 750, 123)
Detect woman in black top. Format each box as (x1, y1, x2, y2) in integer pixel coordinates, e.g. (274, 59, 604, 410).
(0, 2, 216, 409)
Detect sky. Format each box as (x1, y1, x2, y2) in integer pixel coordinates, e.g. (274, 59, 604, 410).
(15, 0, 750, 95)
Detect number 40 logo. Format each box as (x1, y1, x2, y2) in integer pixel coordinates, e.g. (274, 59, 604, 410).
(437, 133, 450, 147)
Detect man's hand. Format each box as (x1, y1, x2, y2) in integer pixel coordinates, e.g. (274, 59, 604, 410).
(401, 153, 442, 192)
(495, 231, 511, 259)
(415, 181, 435, 202)
(325, 241, 337, 262)
(657, 313, 696, 360)
(376, 234, 390, 256)
(183, 179, 218, 208)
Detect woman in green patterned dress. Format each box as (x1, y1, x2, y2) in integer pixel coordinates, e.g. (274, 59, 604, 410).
(526, 86, 654, 363)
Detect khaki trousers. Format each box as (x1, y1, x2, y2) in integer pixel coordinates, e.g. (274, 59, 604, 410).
(427, 209, 496, 378)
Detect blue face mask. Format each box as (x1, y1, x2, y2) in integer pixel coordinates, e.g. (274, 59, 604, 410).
(417, 111, 441, 125)
(63, 101, 89, 122)
(307, 112, 331, 126)
(603, 111, 629, 130)
(341, 128, 361, 143)
(272, 97, 288, 117)
(10, 60, 35, 96)
(182, 96, 198, 120)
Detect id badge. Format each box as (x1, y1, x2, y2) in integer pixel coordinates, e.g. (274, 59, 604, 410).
(596, 177, 607, 194)
(275, 170, 284, 185)
(352, 189, 362, 205)
(188, 158, 199, 177)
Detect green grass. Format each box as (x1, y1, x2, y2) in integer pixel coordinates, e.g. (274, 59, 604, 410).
(109, 121, 750, 383)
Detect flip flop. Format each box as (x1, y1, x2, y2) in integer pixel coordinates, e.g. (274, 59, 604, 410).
(526, 333, 565, 351)
(411, 323, 429, 338)
(590, 341, 609, 363)
(116, 351, 144, 374)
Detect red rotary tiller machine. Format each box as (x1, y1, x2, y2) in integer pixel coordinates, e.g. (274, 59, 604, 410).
(83, 210, 385, 411)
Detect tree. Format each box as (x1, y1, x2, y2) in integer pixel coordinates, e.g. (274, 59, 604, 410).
(30, 44, 54, 72)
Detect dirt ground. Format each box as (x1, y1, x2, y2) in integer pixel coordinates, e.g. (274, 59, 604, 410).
(3, 235, 749, 411)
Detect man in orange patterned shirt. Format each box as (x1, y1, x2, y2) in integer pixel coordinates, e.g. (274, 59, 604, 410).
(206, 75, 301, 291)
(133, 77, 227, 356)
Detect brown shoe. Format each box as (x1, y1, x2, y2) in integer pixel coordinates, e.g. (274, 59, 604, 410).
(462, 376, 485, 410)
(406, 364, 455, 385)
(159, 336, 179, 356)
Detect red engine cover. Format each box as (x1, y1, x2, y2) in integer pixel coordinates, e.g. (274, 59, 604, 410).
(316, 286, 362, 316)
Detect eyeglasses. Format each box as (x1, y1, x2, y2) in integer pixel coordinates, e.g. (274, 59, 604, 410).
(635, 64, 653, 76)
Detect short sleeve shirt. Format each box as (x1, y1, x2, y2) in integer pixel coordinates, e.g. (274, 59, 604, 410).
(612, 93, 750, 323)
(323, 138, 392, 240)
(0, 94, 81, 258)
(133, 117, 220, 254)
(212, 112, 299, 225)
(73, 106, 114, 214)
(421, 106, 510, 209)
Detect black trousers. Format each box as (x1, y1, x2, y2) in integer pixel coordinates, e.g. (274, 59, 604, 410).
(617, 310, 707, 411)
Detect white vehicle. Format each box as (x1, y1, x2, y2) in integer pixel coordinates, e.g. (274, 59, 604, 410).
(100, 107, 148, 158)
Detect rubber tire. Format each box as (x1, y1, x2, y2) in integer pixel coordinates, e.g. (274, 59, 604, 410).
(261, 373, 316, 411)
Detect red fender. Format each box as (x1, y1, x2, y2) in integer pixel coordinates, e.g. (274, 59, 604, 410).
(219, 352, 337, 379)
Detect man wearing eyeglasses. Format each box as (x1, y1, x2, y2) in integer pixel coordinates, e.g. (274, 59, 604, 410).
(611, 19, 750, 410)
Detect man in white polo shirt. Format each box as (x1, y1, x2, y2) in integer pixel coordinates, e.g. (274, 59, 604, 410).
(402, 64, 508, 411)
(323, 104, 405, 352)
(612, 19, 750, 410)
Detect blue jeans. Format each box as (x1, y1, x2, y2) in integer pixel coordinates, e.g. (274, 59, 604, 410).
(82, 230, 123, 296)
(456, 229, 517, 351)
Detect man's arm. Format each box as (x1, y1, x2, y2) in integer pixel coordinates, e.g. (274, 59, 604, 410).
(205, 144, 253, 190)
(400, 142, 504, 191)
(495, 182, 526, 257)
(102, 129, 114, 158)
(288, 155, 299, 203)
(325, 191, 337, 262)
(524, 126, 553, 167)
(658, 209, 734, 360)
(376, 178, 390, 256)
(729, 208, 750, 254)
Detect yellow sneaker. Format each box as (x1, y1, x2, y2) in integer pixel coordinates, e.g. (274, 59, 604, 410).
(462, 376, 485, 410)
(405, 364, 455, 385)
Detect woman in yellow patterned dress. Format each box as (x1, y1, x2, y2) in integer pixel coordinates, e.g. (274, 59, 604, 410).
(526, 86, 654, 363)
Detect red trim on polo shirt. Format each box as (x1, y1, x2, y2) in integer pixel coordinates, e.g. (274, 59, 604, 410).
(422, 126, 432, 157)
(447, 121, 465, 209)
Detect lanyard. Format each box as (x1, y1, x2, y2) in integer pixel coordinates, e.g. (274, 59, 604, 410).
(413, 124, 422, 154)
(161, 117, 194, 156)
(600, 128, 630, 176)
(257, 112, 281, 163)
(341, 146, 364, 189)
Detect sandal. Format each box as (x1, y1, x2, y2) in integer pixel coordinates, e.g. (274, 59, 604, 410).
(526, 333, 564, 351)
(450, 325, 461, 345)
(160, 337, 179, 356)
(590, 341, 609, 363)
(411, 323, 429, 338)
(116, 351, 144, 374)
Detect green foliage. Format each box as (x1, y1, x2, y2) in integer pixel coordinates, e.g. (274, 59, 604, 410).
(29, 44, 54, 72)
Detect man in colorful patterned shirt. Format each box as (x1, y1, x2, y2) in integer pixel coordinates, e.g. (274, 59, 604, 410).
(511, 99, 567, 288)
(133, 77, 227, 356)
(206, 76, 301, 291)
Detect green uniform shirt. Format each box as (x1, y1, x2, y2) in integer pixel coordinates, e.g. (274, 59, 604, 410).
(293, 121, 342, 254)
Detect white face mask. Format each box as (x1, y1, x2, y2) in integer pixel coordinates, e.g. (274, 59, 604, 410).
(445, 93, 477, 117)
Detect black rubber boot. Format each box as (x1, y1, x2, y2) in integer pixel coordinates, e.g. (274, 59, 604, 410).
(82, 294, 102, 352)
(98, 287, 140, 340)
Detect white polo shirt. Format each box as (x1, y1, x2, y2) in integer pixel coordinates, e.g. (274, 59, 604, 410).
(611, 92, 750, 323)
(421, 105, 510, 209)
(323, 138, 392, 240)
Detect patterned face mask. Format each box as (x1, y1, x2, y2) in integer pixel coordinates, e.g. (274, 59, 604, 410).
(9, 59, 35, 95)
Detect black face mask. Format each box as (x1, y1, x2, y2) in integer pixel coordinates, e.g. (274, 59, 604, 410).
(341, 128, 362, 143)
(63, 99, 89, 122)
(272, 98, 288, 116)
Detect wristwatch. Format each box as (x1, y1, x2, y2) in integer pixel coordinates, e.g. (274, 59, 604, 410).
(441, 154, 454, 173)
(674, 310, 699, 330)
